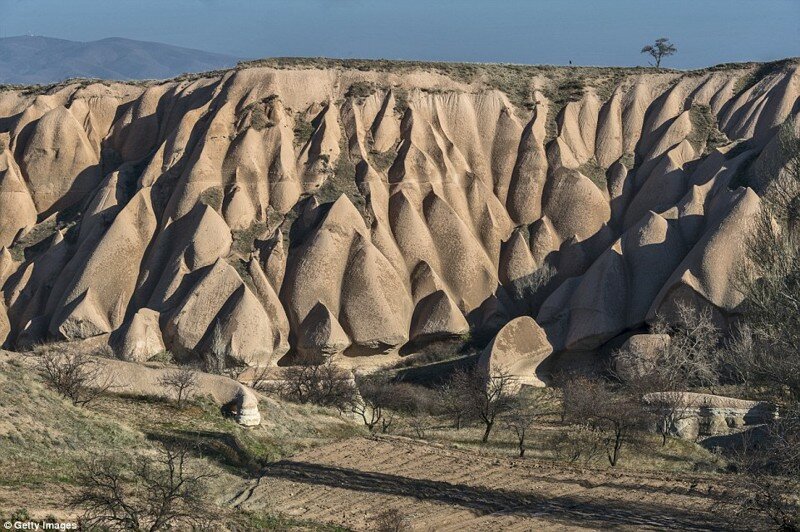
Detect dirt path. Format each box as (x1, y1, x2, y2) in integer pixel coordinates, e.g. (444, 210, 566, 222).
(230, 435, 740, 531)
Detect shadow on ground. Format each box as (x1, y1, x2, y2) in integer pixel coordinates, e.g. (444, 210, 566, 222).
(258, 460, 732, 530)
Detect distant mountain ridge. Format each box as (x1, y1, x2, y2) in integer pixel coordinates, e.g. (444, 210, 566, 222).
(0, 35, 240, 84)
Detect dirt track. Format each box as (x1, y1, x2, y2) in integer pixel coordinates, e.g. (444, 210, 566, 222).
(230, 436, 741, 531)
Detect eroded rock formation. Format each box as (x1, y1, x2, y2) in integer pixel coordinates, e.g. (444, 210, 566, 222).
(0, 58, 798, 374)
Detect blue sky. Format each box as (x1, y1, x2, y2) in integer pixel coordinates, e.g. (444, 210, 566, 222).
(0, 0, 798, 68)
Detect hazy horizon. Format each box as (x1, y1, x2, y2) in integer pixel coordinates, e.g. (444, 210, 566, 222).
(0, 0, 798, 69)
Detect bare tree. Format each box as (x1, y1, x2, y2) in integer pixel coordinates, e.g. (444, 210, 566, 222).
(724, 406, 800, 530)
(649, 302, 724, 390)
(352, 374, 393, 432)
(732, 119, 800, 402)
(275, 355, 356, 411)
(71, 443, 215, 531)
(435, 380, 471, 430)
(157, 369, 199, 409)
(551, 426, 605, 464)
(351, 375, 424, 433)
(37, 346, 116, 407)
(562, 376, 649, 466)
(502, 393, 555, 457)
(451, 366, 518, 443)
(641, 38, 677, 68)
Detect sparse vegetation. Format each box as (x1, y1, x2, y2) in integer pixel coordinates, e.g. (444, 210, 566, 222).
(450, 366, 518, 443)
(373, 508, 411, 532)
(158, 368, 199, 409)
(199, 185, 224, 212)
(345, 81, 377, 101)
(71, 442, 215, 531)
(36, 345, 116, 407)
(688, 104, 729, 155)
(294, 114, 316, 146)
(273, 355, 357, 411)
(562, 375, 650, 466)
(578, 158, 608, 190)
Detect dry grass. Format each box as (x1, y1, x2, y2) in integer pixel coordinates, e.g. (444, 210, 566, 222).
(0, 351, 361, 523)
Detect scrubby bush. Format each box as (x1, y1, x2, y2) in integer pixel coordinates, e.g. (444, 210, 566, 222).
(449, 366, 518, 443)
(275, 355, 357, 412)
(71, 443, 214, 531)
(36, 344, 115, 406)
(562, 376, 650, 466)
(158, 368, 199, 409)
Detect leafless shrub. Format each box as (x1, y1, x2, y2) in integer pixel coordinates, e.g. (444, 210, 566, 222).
(275, 355, 357, 411)
(502, 390, 558, 457)
(37, 345, 116, 406)
(71, 443, 215, 531)
(731, 122, 800, 402)
(157, 369, 199, 409)
(562, 376, 650, 466)
(353, 374, 417, 433)
(450, 366, 518, 443)
(407, 415, 434, 439)
(373, 508, 410, 532)
(648, 302, 724, 390)
(435, 380, 471, 430)
(723, 406, 800, 530)
(551, 426, 605, 464)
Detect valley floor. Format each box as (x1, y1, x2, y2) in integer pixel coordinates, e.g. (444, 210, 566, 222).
(231, 435, 742, 531)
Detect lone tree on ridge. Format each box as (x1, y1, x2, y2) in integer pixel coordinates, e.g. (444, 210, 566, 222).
(641, 38, 677, 68)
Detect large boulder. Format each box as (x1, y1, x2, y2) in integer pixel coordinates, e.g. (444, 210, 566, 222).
(477, 316, 552, 388)
(114, 308, 166, 362)
(614, 334, 671, 382)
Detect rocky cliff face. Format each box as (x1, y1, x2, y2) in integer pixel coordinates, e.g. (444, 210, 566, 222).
(0, 59, 798, 371)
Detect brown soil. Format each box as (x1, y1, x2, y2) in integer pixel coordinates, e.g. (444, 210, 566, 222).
(230, 435, 746, 531)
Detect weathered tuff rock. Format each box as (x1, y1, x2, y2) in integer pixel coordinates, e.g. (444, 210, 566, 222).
(614, 334, 671, 382)
(643, 392, 776, 440)
(97, 355, 262, 425)
(477, 316, 553, 387)
(0, 59, 798, 380)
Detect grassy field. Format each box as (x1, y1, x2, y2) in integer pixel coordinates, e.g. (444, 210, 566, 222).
(0, 352, 362, 527)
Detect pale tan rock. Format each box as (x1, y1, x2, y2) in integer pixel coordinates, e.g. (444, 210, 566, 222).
(297, 301, 351, 357)
(18, 106, 101, 213)
(115, 308, 165, 362)
(0, 151, 36, 247)
(477, 316, 553, 388)
(542, 167, 610, 241)
(643, 391, 776, 440)
(409, 290, 469, 342)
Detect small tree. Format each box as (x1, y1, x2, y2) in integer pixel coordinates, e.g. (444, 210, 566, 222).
(157, 369, 199, 409)
(435, 380, 471, 430)
(502, 390, 557, 457)
(562, 376, 648, 466)
(641, 38, 677, 68)
(275, 355, 356, 411)
(352, 374, 391, 432)
(352, 375, 421, 433)
(732, 119, 800, 402)
(649, 302, 724, 390)
(71, 443, 214, 531)
(37, 346, 116, 406)
(724, 406, 800, 530)
(452, 366, 517, 443)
